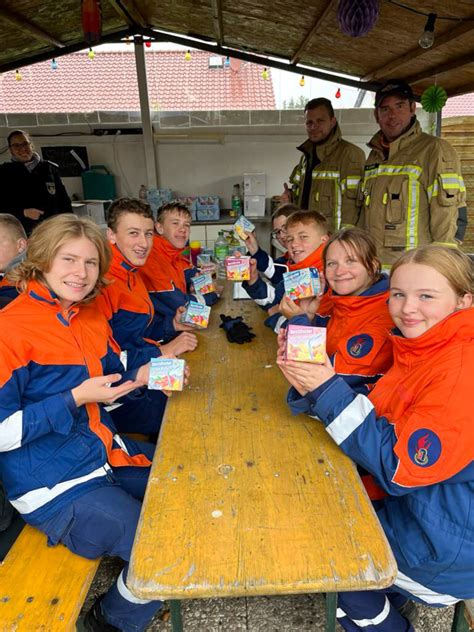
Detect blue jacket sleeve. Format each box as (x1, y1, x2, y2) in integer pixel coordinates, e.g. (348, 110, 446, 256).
(287, 376, 422, 497)
(0, 365, 79, 451)
(252, 248, 288, 286)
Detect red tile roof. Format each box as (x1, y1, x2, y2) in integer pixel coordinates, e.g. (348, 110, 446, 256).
(443, 93, 474, 119)
(0, 50, 276, 112)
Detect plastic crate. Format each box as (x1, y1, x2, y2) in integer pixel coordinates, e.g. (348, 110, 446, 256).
(196, 196, 220, 221)
(147, 188, 173, 214)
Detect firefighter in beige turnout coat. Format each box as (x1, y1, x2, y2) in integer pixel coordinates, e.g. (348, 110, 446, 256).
(361, 80, 467, 266)
(281, 98, 365, 231)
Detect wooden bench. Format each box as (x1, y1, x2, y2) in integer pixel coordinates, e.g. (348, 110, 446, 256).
(0, 524, 100, 630)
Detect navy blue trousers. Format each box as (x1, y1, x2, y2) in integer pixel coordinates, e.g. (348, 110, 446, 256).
(337, 589, 415, 631)
(36, 439, 162, 632)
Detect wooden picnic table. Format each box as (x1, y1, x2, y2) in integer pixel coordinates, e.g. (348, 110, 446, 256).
(127, 284, 397, 630)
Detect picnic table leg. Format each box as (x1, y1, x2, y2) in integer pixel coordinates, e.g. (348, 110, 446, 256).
(169, 600, 184, 632)
(451, 601, 469, 632)
(325, 592, 337, 632)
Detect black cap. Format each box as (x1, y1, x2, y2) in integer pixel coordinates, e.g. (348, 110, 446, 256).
(375, 80, 414, 107)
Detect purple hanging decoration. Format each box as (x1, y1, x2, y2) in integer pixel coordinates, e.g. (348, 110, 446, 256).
(338, 0, 379, 38)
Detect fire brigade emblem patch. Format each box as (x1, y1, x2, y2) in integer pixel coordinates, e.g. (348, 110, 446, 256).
(46, 182, 56, 195)
(346, 334, 373, 358)
(408, 428, 441, 467)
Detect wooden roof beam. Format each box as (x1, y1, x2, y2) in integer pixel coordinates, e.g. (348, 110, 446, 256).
(211, 0, 224, 47)
(446, 81, 474, 98)
(107, 0, 148, 28)
(405, 53, 473, 85)
(291, 0, 334, 66)
(0, 7, 65, 48)
(363, 20, 474, 82)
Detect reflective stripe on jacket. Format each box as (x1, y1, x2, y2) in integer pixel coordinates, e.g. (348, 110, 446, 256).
(361, 119, 466, 265)
(289, 124, 365, 230)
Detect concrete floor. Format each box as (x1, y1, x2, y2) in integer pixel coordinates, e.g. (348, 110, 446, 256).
(80, 557, 456, 631)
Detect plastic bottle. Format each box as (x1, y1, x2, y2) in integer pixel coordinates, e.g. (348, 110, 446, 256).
(214, 230, 229, 279)
(138, 184, 147, 201)
(230, 184, 242, 218)
(190, 240, 202, 266)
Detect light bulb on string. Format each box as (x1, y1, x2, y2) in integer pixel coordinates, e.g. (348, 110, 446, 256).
(51, 58, 58, 70)
(299, 75, 305, 87)
(184, 49, 191, 61)
(419, 13, 436, 49)
(335, 87, 341, 99)
(15, 69, 22, 81)
(224, 56, 230, 68)
(145, 40, 152, 48)
(88, 47, 95, 60)
(261, 67, 269, 80)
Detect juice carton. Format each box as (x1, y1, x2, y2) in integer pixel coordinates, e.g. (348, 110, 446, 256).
(196, 253, 211, 267)
(225, 255, 251, 281)
(148, 358, 186, 391)
(192, 272, 216, 295)
(196, 253, 216, 275)
(283, 267, 321, 301)
(285, 324, 326, 364)
(233, 216, 256, 241)
(181, 301, 211, 329)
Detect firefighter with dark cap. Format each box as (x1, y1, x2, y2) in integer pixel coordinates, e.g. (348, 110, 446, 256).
(360, 79, 467, 267)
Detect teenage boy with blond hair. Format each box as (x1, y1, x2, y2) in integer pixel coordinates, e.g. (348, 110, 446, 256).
(140, 201, 219, 341)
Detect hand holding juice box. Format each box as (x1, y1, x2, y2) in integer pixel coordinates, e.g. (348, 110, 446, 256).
(283, 267, 321, 301)
(192, 272, 216, 295)
(233, 216, 255, 241)
(225, 255, 251, 281)
(148, 358, 186, 391)
(284, 324, 326, 364)
(180, 301, 211, 329)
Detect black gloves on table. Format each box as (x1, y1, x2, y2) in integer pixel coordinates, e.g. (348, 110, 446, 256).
(219, 314, 255, 344)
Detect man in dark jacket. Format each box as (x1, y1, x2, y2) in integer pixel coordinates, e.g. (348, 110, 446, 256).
(0, 130, 72, 234)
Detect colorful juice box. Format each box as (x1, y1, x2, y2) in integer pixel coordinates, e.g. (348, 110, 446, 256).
(233, 216, 256, 240)
(196, 253, 211, 267)
(225, 255, 251, 281)
(192, 272, 215, 295)
(148, 358, 186, 391)
(181, 301, 211, 329)
(285, 324, 326, 364)
(283, 267, 321, 300)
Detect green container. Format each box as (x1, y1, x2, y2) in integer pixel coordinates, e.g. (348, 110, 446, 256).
(81, 165, 116, 200)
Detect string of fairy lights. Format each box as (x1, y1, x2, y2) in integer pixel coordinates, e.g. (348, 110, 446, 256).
(11, 0, 472, 112)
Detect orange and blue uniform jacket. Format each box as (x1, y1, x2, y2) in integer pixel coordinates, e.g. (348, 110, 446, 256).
(140, 235, 219, 341)
(289, 275, 393, 395)
(0, 280, 151, 527)
(242, 243, 332, 332)
(288, 308, 474, 603)
(96, 244, 162, 369)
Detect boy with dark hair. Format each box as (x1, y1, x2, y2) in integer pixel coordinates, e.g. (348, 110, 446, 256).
(97, 197, 197, 435)
(140, 201, 219, 341)
(243, 210, 330, 332)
